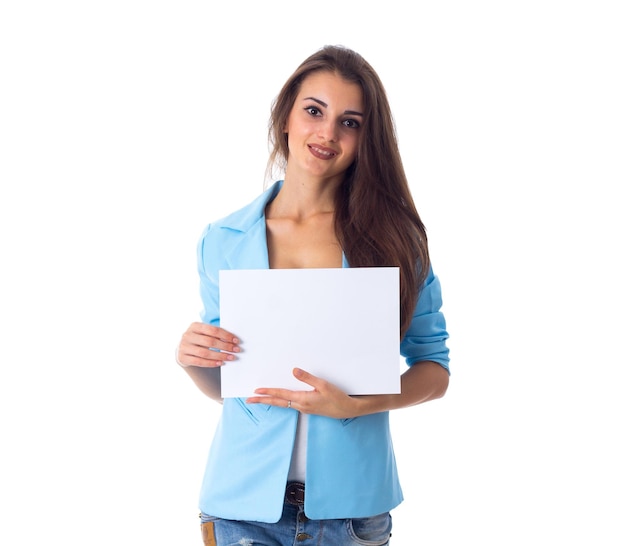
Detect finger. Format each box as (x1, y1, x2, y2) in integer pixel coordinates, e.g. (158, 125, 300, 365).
(176, 346, 229, 368)
(187, 322, 240, 345)
(178, 342, 237, 367)
(246, 394, 296, 410)
(252, 387, 295, 400)
(183, 323, 240, 354)
(185, 331, 240, 354)
(292, 367, 324, 389)
(177, 354, 226, 368)
(183, 343, 237, 362)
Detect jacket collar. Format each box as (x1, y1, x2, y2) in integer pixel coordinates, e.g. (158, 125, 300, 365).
(220, 181, 283, 270)
(220, 180, 283, 233)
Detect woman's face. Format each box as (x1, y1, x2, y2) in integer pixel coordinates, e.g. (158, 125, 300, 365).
(284, 70, 364, 183)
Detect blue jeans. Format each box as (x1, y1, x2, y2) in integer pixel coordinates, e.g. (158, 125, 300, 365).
(200, 504, 392, 545)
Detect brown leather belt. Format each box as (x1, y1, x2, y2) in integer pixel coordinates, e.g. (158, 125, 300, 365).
(285, 482, 305, 506)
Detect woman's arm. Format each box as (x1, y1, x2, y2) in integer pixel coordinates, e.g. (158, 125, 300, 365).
(354, 360, 449, 414)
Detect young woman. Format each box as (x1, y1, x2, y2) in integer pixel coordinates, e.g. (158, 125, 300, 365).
(176, 45, 450, 546)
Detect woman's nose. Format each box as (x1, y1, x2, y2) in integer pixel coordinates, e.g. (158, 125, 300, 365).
(317, 119, 338, 143)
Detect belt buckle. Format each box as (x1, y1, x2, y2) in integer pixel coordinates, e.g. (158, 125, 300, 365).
(285, 482, 305, 506)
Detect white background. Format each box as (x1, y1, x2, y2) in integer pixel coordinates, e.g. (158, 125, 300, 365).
(1, 1, 624, 544)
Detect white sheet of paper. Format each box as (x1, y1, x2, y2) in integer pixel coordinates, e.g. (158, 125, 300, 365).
(219, 267, 400, 398)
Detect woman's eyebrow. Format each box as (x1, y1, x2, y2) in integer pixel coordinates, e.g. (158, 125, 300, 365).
(303, 96, 363, 117)
(303, 96, 327, 107)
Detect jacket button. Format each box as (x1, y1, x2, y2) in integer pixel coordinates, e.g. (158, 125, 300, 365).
(296, 532, 312, 541)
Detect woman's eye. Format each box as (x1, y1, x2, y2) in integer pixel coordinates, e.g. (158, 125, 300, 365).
(343, 119, 360, 129)
(305, 106, 321, 116)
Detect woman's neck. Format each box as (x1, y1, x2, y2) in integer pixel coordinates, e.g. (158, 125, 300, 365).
(267, 174, 339, 221)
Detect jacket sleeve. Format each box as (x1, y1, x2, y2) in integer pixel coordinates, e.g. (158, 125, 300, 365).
(400, 266, 450, 372)
(196, 224, 221, 327)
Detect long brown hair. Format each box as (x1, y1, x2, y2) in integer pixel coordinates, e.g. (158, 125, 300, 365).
(268, 45, 430, 337)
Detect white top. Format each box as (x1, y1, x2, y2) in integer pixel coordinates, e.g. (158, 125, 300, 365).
(287, 413, 308, 482)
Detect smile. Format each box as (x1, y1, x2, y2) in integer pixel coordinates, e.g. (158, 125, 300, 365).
(308, 144, 337, 160)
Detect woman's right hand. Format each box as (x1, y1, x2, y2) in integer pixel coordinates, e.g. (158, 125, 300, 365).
(176, 322, 240, 368)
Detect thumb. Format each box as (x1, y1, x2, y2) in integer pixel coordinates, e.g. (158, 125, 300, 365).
(293, 367, 319, 387)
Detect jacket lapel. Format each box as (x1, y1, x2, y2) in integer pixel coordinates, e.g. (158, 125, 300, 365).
(223, 216, 270, 270)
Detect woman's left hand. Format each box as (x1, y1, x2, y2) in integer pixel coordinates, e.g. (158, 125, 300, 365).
(246, 367, 361, 419)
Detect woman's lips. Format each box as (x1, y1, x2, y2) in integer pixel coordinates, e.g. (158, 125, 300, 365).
(308, 144, 337, 160)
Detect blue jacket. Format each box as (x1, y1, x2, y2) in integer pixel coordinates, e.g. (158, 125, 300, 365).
(196, 181, 450, 522)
